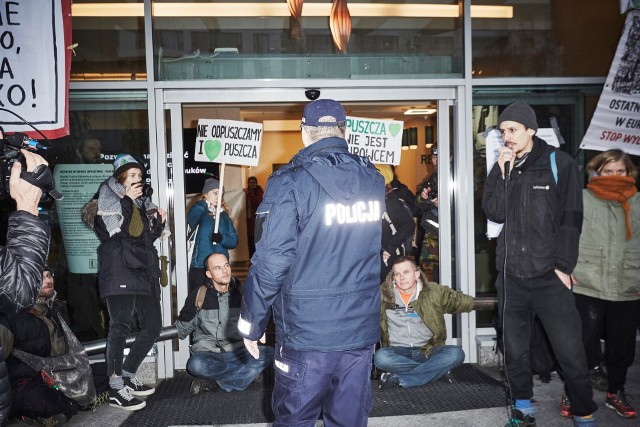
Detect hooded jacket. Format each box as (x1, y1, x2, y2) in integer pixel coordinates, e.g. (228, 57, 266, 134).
(176, 277, 244, 353)
(187, 201, 238, 267)
(483, 137, 583, 278)
(573, 190, 640, 301)
(93, 183, 164, 299)
(0, 211, 50, 426)
(379, 270, 474, 357)
(239, 137, 385, 351)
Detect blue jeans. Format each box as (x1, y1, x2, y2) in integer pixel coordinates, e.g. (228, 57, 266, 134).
(187, 346, 274, 392)
(272, 345, 373, 427)
(374, 345, 464, 388)
(105, 294, 162, 377)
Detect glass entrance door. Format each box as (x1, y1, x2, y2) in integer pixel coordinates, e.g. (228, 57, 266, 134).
(152, 87, 473, 376)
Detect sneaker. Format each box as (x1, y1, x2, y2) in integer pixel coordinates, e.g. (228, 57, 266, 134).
(605, 390, 637, 418)
(20, 414, 67, 426)
(590, 366, 608, 392)
(108, 387, 146, 411)
(378, 372, 401, 390)
(560, 393, 572, 417)
(189, 378, 219, 395)
(505, 408, 536, 427)
(124, 375, 156, 396)
(573, 414, 597, 426)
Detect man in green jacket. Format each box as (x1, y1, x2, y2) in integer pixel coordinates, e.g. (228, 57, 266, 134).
(375, 256, 475, 389)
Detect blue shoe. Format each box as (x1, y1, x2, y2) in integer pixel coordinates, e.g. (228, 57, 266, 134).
(573, 414, 597, 426)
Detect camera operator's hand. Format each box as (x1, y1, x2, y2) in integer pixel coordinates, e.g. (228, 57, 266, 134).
(124, 182, 143, 200)
(10, 149, 47, 216)
(420, 186, 430, 201)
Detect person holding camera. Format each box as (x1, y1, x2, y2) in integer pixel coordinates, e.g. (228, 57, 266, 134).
(92, 154, 166, 411)
(416, 157, 440, 282)
(0, 126, 53, 426)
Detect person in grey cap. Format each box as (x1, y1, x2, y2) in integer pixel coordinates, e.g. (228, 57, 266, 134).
(238, 99, 385, 427)
(187, 177, 238, 294)
(483, 101, 597, 427)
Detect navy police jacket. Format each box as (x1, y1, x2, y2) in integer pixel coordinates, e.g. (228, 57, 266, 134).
(239, 137, 385, 351)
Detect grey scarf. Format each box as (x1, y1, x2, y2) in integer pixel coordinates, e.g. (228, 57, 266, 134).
(97, 177, 157, 237)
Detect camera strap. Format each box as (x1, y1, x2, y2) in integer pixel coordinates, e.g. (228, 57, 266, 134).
(20, 164, 63, 200)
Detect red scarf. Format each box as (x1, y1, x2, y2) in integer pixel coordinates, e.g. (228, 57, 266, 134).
(587, 175, 637, 239)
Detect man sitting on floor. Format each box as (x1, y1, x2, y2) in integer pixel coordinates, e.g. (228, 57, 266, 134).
(176, 253, 273, 394)
(376, 256, 477, 389)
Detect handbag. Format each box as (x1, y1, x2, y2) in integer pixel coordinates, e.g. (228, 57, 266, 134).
(187, 224, 199, 271)
(13, 313, 96, 407)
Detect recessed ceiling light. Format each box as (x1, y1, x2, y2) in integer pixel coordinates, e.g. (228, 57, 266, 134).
(404, 108, 437, 115)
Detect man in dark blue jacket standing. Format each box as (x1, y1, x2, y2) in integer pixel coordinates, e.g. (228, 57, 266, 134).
(239, 99, 385, 427)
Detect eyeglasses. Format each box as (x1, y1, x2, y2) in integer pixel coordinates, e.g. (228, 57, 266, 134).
(44, 272, 54, 279)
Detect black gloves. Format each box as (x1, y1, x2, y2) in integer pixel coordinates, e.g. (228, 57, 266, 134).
(212, 232, 223, 243)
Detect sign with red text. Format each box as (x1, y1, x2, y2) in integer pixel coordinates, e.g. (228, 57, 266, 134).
(0, 0, 71, 138)
(580, 10, 640, 153)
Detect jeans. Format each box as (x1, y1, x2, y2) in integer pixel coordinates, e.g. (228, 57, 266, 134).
(105, 294, 162, 378)
(271, 345, 373, 427)
(374, 345, 464, 388)
(496, 272, 597, 416)
(187, 346, 274, 392)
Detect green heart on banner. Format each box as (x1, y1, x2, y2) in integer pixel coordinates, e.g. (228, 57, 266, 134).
(388, 123, 401, 137)
(204, 139, 222, 161)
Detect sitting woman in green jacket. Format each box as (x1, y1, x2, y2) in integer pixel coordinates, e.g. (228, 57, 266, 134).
(570, 149, 640, 419)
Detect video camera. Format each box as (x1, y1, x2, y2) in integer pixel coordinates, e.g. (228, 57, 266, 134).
(0, 128, 59, 200)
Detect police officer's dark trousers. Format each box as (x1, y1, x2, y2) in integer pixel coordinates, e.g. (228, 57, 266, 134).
(271, 345, 373, 427)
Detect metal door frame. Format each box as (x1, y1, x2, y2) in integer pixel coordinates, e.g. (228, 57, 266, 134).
(151, 85, 477, 376)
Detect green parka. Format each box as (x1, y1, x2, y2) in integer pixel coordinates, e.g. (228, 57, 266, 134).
(379, 270, 474, 357)
(573, 190, 640, 301)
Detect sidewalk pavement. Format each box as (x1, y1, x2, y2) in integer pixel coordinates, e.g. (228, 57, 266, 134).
(8, 361, 639, 426)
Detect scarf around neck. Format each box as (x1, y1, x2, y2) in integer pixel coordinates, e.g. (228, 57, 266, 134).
(587, 175, 637, 239)
(97, 177, 157, 237)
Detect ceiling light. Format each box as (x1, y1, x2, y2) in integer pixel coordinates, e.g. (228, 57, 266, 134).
(72, 3, 513, 19)
(404, 108, 437, 115)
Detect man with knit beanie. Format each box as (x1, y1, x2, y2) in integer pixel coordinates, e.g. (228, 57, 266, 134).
(482, 101, 598, 427)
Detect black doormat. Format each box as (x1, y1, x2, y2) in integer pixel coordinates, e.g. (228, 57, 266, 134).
(122, 364, 506, 426)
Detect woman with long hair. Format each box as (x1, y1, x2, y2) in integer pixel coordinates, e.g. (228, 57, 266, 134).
(187, 178, 238, 293)
(568, 149, 640, 419)
(94, 154, 166, 411)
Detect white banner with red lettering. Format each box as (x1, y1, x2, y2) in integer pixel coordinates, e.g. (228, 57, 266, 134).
(580, 10, 640, 153)
(0, 0, 71, 138)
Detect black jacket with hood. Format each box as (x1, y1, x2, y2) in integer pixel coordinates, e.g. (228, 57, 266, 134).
(482, 137, 583, 278)
(0, 211, 50, 426)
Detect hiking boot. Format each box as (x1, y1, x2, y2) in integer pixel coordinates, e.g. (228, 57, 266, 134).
(560, 393, 572, 417)
(20, 414, 67, 426)
(505, 408, 536, 427)
(590, 366, 608, 392)
(79, 390, 110, 412)
(605, 390, 637, 418)
(108, 387, 146, 411)
(573, 414, 597, 426)
(189, 378, 219, 395)
(378, 372, 401, 390)
(124, 375, 155, 396)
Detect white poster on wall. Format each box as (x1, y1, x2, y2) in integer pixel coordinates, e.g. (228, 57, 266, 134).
(580, 10, 640, 153)
(0, 0, 70, 136)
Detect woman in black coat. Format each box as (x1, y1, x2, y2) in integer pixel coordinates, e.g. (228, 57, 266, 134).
(94, 154, 166, 411)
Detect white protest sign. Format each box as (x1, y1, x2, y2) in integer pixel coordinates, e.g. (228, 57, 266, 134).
(0, 0, 69, 135)
(194, 119, 263, 166)
(580, 10, 640, 154)
(345, 116, 403, 165)
(53, 164, 113, 274)
(485, 128, 561, 238)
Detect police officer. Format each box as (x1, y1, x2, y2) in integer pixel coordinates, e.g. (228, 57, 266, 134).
(238, 99, 385, 427)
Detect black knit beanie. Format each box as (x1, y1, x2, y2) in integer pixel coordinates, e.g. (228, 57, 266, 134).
(498, 101, 539, 131)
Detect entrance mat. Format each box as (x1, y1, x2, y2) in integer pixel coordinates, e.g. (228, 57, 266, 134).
(122, 364, 506, 426)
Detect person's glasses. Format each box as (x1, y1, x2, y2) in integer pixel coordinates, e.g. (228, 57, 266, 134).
(44, 272, 54, 279)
